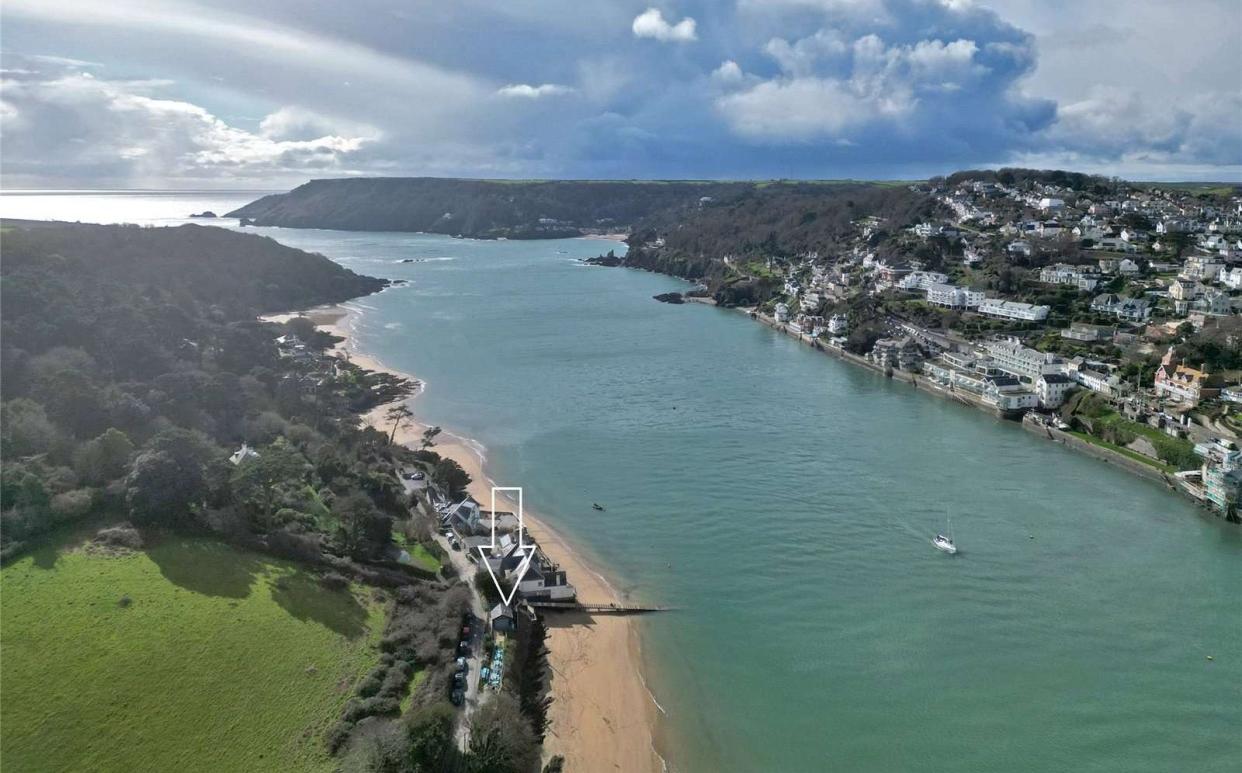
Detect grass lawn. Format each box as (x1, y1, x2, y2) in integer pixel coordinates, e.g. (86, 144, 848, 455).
(393, 531, 442, 573)
(1067, 430, 1176, 473)
(0, 535, 386, 772)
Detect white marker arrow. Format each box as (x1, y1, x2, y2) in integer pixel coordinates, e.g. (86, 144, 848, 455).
(474, 486, 533, 604)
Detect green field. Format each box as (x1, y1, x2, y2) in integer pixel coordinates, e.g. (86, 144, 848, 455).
(1, 536, 386, 772)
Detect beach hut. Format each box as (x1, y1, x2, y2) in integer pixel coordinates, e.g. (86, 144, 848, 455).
(489, 603, 516, 633)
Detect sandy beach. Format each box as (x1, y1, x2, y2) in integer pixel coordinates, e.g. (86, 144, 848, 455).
(272, 303, 664, 773)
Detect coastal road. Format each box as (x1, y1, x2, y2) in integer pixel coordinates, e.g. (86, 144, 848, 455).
(394, 465, 488, 750)
(432, 528, 489, 751)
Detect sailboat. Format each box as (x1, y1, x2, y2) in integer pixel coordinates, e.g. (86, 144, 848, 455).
(932, 514, 958, 554)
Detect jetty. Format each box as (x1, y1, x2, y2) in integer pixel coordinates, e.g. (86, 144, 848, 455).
(527, 600, 673, 615)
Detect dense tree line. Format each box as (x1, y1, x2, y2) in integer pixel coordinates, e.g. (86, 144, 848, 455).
(229, 178, 757, 238)
(0, 221, 401, 562)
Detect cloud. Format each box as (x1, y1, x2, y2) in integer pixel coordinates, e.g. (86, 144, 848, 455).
(711, 60, 746, 86)
(718, 76, 910, 139)
(0, 0, 1237, 183)
(496, 83, 575, 99)
(0, 70, 372, 186)
(631, 8, 698, 43)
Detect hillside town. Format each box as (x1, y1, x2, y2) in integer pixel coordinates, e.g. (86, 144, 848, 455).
(756, 175, 1242, 522)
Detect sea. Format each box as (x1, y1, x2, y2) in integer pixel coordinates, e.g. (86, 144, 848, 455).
(4, 191, 1239, 773)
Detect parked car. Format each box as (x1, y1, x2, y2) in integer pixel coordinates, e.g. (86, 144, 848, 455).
(451, 689, 464, 706)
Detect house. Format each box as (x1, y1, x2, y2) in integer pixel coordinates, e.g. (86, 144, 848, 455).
(1007, 241, 1032, 258)
(445, 498, 484, 535)
(773, 303, 790, 323)
(1091, 294, 1151, 321)
(926, 283, 983, 309)
(1219, 266, 1242, 290)
(1118, 258, 1141, 275)
(514, 550, 576, 601)
(868, 337, 923, 372)
(897, 271, 949, 291)
(1193, 290, 1232, 316)
(1065, 357, 1129, 397)
(977, 299, 1050, 322)
(489, 603, 516, 633)
(1195, 438, 1242, 514)
(228, 443, 259, 466)
(1038, 220, 1065, 238)
(1154, 346, 1220, 406)
(1039, 263, 1099, 291)
(982, 375, 1039, 412)
(1061, 322, 1113, 342)
(1168, 278, 1203, 302)
(1039, 197, 1065, 211)
(1036, 373, 1075, 409)
(827, 314, 849, 336)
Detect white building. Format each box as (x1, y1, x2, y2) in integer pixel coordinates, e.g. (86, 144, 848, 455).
(827, 314, 849, 335)
(1039, 197, 1065, 211)
(926, 283, 984, 309)
(897, 271, 949, 291)
(1039, 263, 1099, 292)
(1220, 266, 1242, 290)
(984, 338, 1063, 380)
(1036, 373, 1075, 408)
(1007, 241, 1033, 258)
(774, 303, 790, 323)
(978, 299, 1050, 322)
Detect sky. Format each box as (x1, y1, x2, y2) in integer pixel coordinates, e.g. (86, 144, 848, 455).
(1, 0, 1239, 188)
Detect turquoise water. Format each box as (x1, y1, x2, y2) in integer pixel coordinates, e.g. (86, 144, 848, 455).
(258, 229, 1241, 773)
(6, 197, 1240, 772)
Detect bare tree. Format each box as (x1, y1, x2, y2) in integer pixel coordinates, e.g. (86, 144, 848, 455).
(385, 403, 414, 443)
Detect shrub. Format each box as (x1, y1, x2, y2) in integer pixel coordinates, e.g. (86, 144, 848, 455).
(94, 524, 144, 550)
(50, 488, 95, 524)
(318, 572, 349, 591)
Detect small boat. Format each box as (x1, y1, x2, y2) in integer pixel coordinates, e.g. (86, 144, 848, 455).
(592, 503, 605, 512)
(933, 512, 958, 554)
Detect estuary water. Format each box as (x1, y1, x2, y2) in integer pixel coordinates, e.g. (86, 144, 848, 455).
(6, 194, 1240, 772)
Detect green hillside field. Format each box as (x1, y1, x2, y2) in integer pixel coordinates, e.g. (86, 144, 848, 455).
(0, 536, 386, 771)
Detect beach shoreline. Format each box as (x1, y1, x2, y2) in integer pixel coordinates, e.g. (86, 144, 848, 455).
(268, 302, 666, 773)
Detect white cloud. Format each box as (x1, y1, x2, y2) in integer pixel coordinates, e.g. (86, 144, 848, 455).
(716, 76, 912, 140)
(0, 71, 371, 185)
(712, 60, 745, 85)
(259, 106, 378, 142)
(496, 83, 575, 98)
(632, 8, 698, 43)
(3, 0, 485, 98)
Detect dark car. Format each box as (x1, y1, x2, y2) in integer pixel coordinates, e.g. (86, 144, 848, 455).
(450, 689, 464, 706)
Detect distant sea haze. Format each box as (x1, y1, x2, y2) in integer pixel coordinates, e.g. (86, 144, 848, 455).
(13, 193, 1242, 773)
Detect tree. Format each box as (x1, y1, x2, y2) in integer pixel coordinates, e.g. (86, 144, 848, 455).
(386, 403, 414, 443)
(466, 694, 540, 773)
(0, 399, 60, 457)
(229, 438, 313, 528)
(420, 425, 442, 450)
(433, 457, 472, 498)
(125, 450, 203, 526)
(124, 429, 213, 527)
(73, 428, 135, 485)
(333, 491, 390, 559)
(404, 702, 456, 772)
